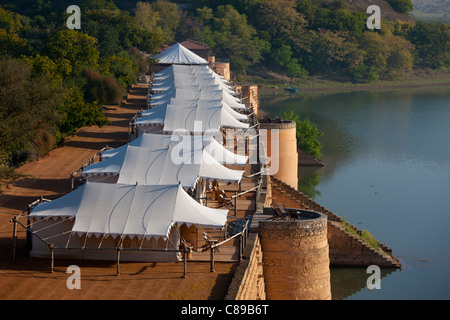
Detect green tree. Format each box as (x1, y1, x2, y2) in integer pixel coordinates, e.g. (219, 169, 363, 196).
(197, 5, 267, 75)
(0, 56, 64, 160)
(283, 111, 323, 158)
(0, 6, 23, 32)
(135, 1, 160, 34)
(57, 85, 110, 138)
(386, 0, 414, 15)
(100, 53, 138, 87)
(21, 54, 63, 84)
(43, 29, 100, 77)
(255, 0, 306, 40)
(312, 8, 366, 37)
(269, 44, 307, 78)
(310, 29, 357, 74)
(408, 22, 450, 69)
(0, 28, 28, 56)
(82, 6, 163, 55)
(151, 0, 180, 43)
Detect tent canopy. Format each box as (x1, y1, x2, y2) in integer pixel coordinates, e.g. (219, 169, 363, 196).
(82, 134, 244, 187)
(30, 183, 228, 240)
(101, 133, 248, 166)
(139, 99, 249, 132)
(153, 43, 208, 65)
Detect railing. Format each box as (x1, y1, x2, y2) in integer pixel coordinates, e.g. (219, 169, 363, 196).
(70, 145, 118, 190)
(208, 218, 250, 272)
(10, 195, 52, 264)
(11, 197, 193, 277)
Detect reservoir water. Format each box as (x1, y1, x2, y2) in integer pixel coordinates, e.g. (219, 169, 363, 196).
(260, 86, 450, 300)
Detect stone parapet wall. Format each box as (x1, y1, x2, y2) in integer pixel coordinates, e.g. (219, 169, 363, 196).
(327, 221, 400, 267)
(225, 233, 265, 300)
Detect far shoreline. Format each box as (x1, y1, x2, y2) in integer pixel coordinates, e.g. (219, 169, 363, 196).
(259, 79, 450, 96)
(242, 69, 450, 96)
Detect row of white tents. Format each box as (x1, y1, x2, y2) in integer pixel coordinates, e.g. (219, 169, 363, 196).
(23, 43, 252, 263)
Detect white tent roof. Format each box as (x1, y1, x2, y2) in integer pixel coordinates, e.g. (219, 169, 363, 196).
(30, 183, 228, 240)
(137, 103, 167, 126)
(149, 89, 201, 107)
(152, 68, 233, 93)
(139, 99, 249, 132)
(153, 43, 208, 65)
(82, 134, 244, 187)
(143, 98, 247, 122)
(101, 133, 248, 166)
(149, 64, 246, 110)
(161, 100, 249, 133)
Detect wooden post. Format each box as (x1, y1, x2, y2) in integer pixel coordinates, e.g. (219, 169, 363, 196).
(239, 234, 243, 261)
(210, 246, 215, 272)
(116, 247, 121, 276)
(182, 248, 187, 278)
(50, 244, 54, 273)
(26, 207, 32, 252)
(12, 217, 17, 262)
(234, 192, 237, 216)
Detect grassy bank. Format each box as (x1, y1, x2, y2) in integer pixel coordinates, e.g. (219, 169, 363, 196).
(243, 68, 450, 96)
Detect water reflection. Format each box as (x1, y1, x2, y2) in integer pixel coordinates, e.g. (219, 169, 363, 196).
(330, 267, 399, 300)
(298, 167, 321, 200)
(261, 87, 450, 299)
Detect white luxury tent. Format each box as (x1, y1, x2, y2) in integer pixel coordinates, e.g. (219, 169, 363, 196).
(80, 134, 245, 188)
(28, 183, 228, 262)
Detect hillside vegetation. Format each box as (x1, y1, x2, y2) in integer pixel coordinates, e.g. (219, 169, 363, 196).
(0, 0, 449, 185)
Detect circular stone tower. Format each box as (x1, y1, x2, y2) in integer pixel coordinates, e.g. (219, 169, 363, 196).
(258, 120, 298, 189)
(259, 211, 331, 300)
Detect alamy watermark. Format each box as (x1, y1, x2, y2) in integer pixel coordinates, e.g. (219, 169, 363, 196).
(367, 5, 381, 30)
(66, 265, 81, 290)
(66, 5, 81, 30)
(366, 265, 381, 290)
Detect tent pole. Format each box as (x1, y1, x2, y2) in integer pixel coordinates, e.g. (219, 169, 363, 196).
(210, 246, 215, 272)
(116, 247, 121, 276)
(50, 244, 54, 273)
(12, 217, 17, 262)
(239, 234, 243, 261)
(234, 191, 237, 216)
(26, 207, 32, 252)
(183, 247, 187, 278)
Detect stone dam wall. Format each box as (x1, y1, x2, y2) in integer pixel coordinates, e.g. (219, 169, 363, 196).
(226, 176, 401, 300)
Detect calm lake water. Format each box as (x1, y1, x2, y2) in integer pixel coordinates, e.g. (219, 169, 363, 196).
(260, 86, 450, 300)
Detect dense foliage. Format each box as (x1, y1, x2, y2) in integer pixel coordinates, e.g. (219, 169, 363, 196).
(188, 0, 447, 80)
(283, 111, 324, 158)
(0, 0, 162, 186)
